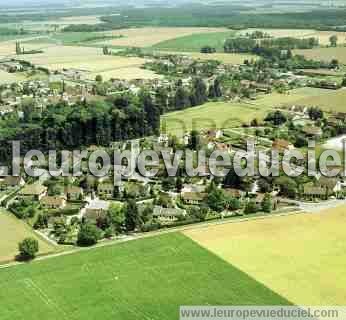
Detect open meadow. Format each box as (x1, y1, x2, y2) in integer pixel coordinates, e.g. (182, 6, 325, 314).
(161, 101, 272, 136)
(0, 233, 289, 319)
(161, 89, 320, 136)
(184, 206, 346, 305)
(0, 210, 55, 264)
(98, 27, 230, 48)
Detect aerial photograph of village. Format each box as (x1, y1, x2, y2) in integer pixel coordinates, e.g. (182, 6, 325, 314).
(0, 0, 346, 319)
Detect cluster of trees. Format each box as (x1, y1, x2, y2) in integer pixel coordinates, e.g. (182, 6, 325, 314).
(18, 238, 39, 261)
(77, 200, 153, 246)
(62, 23, 116, 32)
(0, 92, 161, 161)
(15, 41, 43, 55)
(157, 77, 221, 113)
(206, 181, 274, 215)
(246, 31, 271, 39)
(224, 36, 318, 54)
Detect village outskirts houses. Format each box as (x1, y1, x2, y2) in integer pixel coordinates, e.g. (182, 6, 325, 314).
(303, 177, 344, 201)
(97, 182, 115, 200)
(65, 186, 84, 201)
(18, 183, 47, 201)
(152, 206, 187, 223)
(0, 176, 25, 190)
(84, 199, 111, 222)
(40, 196, 66, 210)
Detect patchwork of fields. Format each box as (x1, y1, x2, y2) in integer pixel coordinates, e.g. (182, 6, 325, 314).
(98, 27, 230, 48)
(0, 44, 160, 80)
(185, 206, 346, 305)
(0, 233, 289, 319)
(0, 210, 54, 263)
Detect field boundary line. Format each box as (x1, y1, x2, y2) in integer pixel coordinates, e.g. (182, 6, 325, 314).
(1, 204, 345, 270)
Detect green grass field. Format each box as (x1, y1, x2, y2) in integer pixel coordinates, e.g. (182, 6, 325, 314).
(161, 90, 314, 136)
(161, 101, 268, 136)
(153, 31, 234, 52)
(0, 233, 289, 319)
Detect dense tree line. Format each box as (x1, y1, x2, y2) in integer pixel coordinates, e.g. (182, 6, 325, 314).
(224, 36, 318, 54)
(0, 91, 160, 161)
(98, 6, 346, 30)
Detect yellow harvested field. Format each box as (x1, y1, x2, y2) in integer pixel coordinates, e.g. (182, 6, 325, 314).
(99, 27, 229, 47)
(239, 28, 316, 38)
(184, 206, 346, 305)
(14, 45, 149, 72)
(0, 39, 56, 58)
(0, 70, 25, 84)
(307, 31, 346, 46)
(89, 67, 162, 81)
(288, 88, 346, 112)
(0, 211, 55, 263)
(294, 46, 346, 64)
(239, 28, 346, 45)
(55, 15, 102, 25)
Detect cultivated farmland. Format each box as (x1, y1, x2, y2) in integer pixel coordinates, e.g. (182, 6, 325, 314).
(99, 27, 230, 48)
(287, 87, 346, 112)
(0, 210, 54, 264)
(0, 70, 25, 84)
(153, 31, 234, 52)
(88, 67, 162, 81)
(0, 233, 289, 319)
(185, 206, 346, 305)
(294, 47, 346, 64)
(5, 45, 159, 80)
